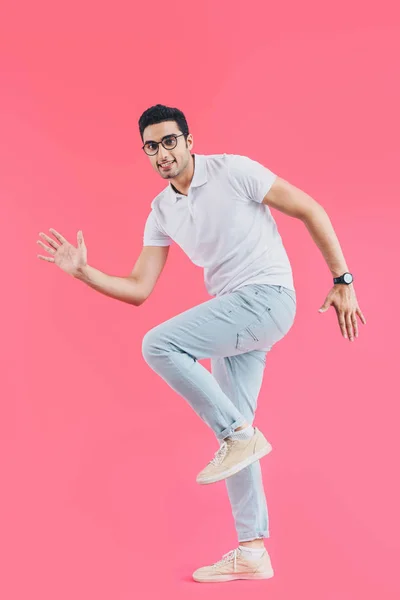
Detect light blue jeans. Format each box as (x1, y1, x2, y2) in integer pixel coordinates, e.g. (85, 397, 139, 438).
(142, 283, 296, 542)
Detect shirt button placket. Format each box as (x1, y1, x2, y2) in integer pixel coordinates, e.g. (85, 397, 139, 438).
(188, 192, 194, 219)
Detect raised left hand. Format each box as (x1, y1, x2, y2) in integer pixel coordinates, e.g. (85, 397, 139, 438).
(318, 284, 366, 341)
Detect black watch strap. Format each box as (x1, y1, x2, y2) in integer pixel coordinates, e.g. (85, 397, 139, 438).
(333, 272, 353, 285)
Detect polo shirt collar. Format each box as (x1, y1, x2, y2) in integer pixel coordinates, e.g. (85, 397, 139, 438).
(169, 154, 207, 202)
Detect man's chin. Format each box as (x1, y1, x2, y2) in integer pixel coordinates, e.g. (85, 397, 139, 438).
(159, 168, 178, 179)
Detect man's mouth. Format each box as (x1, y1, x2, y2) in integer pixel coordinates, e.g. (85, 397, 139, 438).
(159, 160, 175, 170)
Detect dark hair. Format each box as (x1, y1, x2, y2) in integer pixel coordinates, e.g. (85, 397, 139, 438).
(138, 104, 189, 141)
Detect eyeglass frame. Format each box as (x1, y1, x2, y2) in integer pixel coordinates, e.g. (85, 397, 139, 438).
(142, 133, 186, 156)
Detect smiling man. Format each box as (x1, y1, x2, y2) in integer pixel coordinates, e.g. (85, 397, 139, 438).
(37, 104, 366, 583)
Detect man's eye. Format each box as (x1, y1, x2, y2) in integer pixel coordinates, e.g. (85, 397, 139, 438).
(146, 143, 157, 151)
(163, 137, 176, 147)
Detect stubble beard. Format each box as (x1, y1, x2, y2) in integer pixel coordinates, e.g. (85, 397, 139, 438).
(159, 154, 190, 180)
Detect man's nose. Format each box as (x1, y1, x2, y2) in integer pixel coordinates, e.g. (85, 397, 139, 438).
(157, 144, 170, 160)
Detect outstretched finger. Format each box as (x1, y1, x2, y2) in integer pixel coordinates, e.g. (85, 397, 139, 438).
(345, 312, 354, 341)
(337, 312, 347, 339)
(37, 240, 56, 254)
(39, 232, 59, 249)
(356, 307, 367, 325)
(352, 313, 359, 338)
(49, 228, 68, 244)
(37, 254, 55, 262)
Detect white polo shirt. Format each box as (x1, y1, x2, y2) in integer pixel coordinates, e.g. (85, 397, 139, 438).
(143, 153, 294, 297)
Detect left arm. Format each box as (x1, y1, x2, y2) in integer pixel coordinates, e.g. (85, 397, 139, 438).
(263, 177, 367, 341)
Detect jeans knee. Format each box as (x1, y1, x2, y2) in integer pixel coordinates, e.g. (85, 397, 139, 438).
(142, 329, 157, 363)
(142, 327, 167, 365)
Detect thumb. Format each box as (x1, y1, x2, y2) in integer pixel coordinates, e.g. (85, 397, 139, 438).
(77, 230, 85, 245)
(318, 300, 330, 313)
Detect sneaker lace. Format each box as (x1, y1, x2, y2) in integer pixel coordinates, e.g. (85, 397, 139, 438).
(210, 440, 231, 466)
(214, 549, 238, 571)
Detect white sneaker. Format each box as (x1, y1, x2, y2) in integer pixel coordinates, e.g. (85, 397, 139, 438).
(196, 427, 272, 485)
(192, 547, 274, 583)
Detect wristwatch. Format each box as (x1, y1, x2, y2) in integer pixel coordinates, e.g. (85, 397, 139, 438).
(333, 272, 354, 285)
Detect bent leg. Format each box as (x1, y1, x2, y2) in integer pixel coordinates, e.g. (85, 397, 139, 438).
(141, 292, 252, 440)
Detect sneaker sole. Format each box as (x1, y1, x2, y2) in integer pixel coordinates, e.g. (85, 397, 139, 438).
(197, 441, 272, 485)
(193, 569, 274, 582)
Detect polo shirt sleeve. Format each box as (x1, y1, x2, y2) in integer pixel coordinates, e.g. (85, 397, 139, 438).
(227, 154, 277, 204)
(143, 210, 173, 246)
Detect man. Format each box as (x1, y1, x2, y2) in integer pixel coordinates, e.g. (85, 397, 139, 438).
(37, 104, 366, 583)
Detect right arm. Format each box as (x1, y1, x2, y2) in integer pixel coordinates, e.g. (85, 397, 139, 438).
(75, 245, 170, 306)
(37, 228, 169, 306)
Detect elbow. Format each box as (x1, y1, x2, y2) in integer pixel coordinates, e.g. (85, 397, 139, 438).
(132, 295, 147, 307)
(126, 275, 148, 307)
(133, 286, 151, 306)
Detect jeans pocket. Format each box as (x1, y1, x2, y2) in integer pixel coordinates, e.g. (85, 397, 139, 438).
(236, 307, 281, 352)
(236, 324, 260, 352)
(234, 285, 296, 352)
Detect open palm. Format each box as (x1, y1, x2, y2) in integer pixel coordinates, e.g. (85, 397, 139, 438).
(37, 228, 87, 277)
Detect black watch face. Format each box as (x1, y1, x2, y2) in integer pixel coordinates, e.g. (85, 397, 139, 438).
(343, 273, 353, 284)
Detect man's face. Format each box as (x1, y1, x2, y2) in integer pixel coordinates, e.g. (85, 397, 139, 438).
(142, 120, 193, 180)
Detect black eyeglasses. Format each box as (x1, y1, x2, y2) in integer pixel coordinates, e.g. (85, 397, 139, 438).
(142, 133, 185, 156)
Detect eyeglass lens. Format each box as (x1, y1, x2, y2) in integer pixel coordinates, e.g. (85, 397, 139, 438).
(144, 135, 178, 155)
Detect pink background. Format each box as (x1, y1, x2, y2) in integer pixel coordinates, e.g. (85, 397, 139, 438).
(1, 1, 399, 598)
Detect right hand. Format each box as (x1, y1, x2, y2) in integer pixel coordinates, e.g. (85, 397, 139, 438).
(37, 228, 88, 277)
